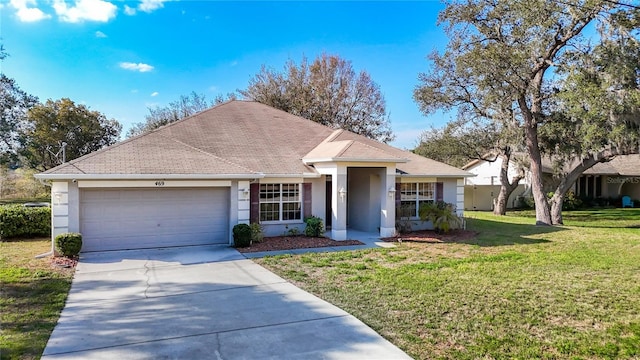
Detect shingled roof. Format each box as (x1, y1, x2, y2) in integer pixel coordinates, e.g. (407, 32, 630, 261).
(38, 101, 471, 179)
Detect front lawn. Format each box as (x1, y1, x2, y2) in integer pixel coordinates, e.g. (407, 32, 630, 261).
(257, 210, 640, 359)
(0, 238, 73, 360)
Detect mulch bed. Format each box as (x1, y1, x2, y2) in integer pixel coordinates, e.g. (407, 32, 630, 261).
(236, 236, 364, 253)
(50, 256, 78, 269)
(382, 229, 477, 243)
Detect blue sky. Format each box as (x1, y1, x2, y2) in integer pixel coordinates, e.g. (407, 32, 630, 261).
(2, 0, 451, 149)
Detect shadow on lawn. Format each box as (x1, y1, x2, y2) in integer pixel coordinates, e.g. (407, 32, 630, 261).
(509, 208, 640, 228)
(463, 217, 562, 247)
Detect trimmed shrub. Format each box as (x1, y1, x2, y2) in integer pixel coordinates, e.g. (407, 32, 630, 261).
(250, 223, 264, 243)
(232, 223, 252, 247)
(55, 232, 82, 257)
(418, 201, 461, 234)
(304, 216, 325, 237)
(0, 205, 51, 239)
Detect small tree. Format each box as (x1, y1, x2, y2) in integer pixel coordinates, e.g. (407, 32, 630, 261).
(19, 98, 121, 171)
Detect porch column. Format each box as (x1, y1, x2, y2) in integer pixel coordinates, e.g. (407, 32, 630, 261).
(332, 164, 348, 240)
(379, 166, 396, 238)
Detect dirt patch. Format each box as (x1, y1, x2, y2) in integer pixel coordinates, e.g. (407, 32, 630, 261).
(382, 229, 477, 243)
(236, 236, 364, 253)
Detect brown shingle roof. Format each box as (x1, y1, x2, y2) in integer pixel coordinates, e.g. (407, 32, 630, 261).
(39, 101, 471, 179)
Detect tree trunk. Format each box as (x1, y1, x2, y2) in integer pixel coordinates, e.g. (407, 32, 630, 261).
(524, 125, 552, 225)
(550, 193, 565, 225)
(549, 152, 617, 224)
(493, 152, 525, 216)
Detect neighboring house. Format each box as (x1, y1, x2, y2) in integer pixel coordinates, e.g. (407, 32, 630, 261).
(462, 156, 529, 211)
(35, 101, 472, 252)
(462, 154, 640, 211)
(577, 155, 640, 201)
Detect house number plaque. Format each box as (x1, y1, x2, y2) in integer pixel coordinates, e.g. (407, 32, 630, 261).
(155, 181, 165, 186)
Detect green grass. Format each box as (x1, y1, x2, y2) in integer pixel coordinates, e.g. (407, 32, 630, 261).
(0, 238, 73, 360)
(257, 210, 640, 359)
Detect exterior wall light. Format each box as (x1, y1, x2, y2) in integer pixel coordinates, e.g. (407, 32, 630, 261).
(388, 186, 396, 198)
(339, 187, 347, 202)
(53, 192, 62, 205)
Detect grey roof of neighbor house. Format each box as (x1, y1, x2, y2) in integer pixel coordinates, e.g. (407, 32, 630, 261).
(583, 154, 640, 176)
(37, 100, 471, 179)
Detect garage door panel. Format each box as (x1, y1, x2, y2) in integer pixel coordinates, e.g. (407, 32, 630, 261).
(80, 188, 229, 252)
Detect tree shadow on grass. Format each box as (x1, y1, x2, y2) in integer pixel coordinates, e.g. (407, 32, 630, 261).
(462, 217, 563, 247)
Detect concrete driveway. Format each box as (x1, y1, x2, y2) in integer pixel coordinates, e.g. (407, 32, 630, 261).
(42, 245, 411, 359)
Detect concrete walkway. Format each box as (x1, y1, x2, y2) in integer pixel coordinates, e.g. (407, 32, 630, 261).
(42, 245, 410, 359)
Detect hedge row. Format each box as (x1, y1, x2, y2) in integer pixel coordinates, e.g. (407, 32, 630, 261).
(0, 205, 51, 239)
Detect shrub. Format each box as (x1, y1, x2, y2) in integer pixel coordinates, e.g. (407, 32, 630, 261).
(232, 223, 252, 247)
(395, 204, 414, 234)
(55, 232, 82, 257)
(304, 216, 325, 237)
(418, 201, 461, 234)
(250, 223, 264, 243)
(562, 191, 583, 210)
(0, 204, 51, 239)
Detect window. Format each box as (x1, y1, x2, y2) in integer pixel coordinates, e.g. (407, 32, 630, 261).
(400, 182, 435, 217)
(259, 184, 301, 222)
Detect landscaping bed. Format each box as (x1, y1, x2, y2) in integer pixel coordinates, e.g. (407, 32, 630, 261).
(382, 229, 477, 243)
(236, 236, 364, 253)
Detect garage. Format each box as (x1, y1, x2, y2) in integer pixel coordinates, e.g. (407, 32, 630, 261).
(80, 188, 229, 252)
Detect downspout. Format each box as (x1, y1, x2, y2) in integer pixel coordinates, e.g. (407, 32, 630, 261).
(35, 178, 55, 258)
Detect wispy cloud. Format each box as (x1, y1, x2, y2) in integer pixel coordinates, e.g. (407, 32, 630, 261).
(123, 4, 135, 15)
(119, 62, 154, 72)
(53, 0, 117, 23)
(150, 91, 159, 97)
(124, 0, 168, 15)
(10, 0, 51, 22)
(95, 30, 107, 38)
(139, 0, 168, 13)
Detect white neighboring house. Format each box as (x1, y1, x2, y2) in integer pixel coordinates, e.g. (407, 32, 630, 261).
(462, 154, 640, 211)
(35, 101, 473, 252)
(461, 156, 529, 211)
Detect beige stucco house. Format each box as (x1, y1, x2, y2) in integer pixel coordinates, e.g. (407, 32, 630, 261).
(36, 101, 472, 252)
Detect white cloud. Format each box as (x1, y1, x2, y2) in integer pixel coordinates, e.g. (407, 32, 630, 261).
(119, 62, 154, 72)
(150, 91, 159, 97)
(53, 0, 117, 23)
(95, 30, 107, 38)
(10, 0, 51, 22)
(138, 0, 167, 13)
(131, 89, 139, 93)
(123, 4, 135, 15)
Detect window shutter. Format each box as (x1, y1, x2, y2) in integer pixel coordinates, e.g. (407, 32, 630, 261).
(436, 182, 444, 202)
(395, 182, 402, 208)
(250, 183, 260, 223)
(303, 183, 312, 219)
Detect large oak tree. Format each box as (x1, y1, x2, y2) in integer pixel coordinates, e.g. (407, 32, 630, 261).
(414, 0, 639, 225)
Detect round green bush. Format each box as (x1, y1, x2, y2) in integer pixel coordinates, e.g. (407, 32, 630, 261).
(55, 232, 83, 257)
(232, 224, 252, 247)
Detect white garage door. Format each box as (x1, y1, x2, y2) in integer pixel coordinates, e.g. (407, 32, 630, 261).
(80, 188, 229, 252)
